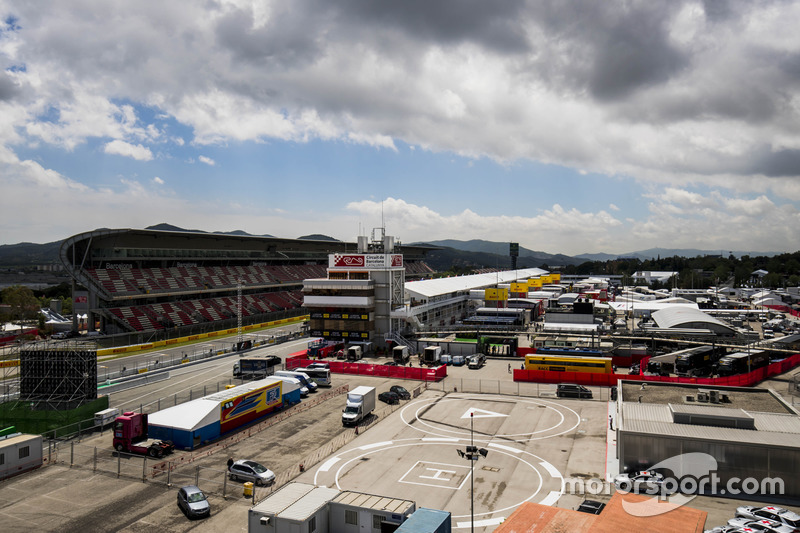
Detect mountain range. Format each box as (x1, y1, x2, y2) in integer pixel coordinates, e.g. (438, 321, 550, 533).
(0, 225, 779, 269)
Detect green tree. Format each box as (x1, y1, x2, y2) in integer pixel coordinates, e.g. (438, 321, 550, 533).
(762, 272, 782, 289)
(1, 285, 40, 325)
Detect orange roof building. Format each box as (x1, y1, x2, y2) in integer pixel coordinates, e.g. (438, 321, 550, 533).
(493, 492, 706, 533)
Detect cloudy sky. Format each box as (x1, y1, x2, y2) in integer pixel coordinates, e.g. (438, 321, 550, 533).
(1, 1, 800, 256)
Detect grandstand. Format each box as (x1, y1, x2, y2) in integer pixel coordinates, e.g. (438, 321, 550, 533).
(59, 228, 434, 337)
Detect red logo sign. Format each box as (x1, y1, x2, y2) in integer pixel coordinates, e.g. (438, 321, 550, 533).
(334, 255, 365, 267)
(391, 255, 403, 267)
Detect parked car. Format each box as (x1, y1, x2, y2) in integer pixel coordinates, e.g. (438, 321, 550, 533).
(468, 353, 486, 369)
(736, 506, 800, 530)
(390, 385, 411, 400)
(228, 460, 275, 486)
(576, 500, 606, 515)
(704, 526, 742, 533)
(610, 386, 618, 401)
(727, 517, 796, 533)
(556, 384, 592, 399)
(177, 485, 210, 519)
(613, 470, 671, 495)
(306, 362, 328, 369)
(378, 391, 400, 404)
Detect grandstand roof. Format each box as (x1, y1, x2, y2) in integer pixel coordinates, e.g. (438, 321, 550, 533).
(60, 227, 436, 268)
(405, 268, 547, 299)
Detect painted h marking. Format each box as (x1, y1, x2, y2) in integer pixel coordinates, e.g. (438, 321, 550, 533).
(419, 468, 456, 481)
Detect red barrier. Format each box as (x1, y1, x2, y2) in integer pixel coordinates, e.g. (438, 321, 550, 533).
(514, 353, 800, 388)
(285, 357, 447, 382)
(517, 347, 534, 358)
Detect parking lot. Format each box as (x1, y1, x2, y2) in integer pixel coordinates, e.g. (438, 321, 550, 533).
(0, 356, 797, 532)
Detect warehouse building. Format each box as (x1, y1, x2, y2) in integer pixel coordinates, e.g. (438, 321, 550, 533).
(616, 380, 800, 500)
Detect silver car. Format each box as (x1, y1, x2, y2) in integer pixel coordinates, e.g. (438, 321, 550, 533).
(728, 517, 796, 533)
(736, 506, 800, 531)
(177, 485, 210, 519)
(229, 459, 276, 486)
(613, 470, 670, 495)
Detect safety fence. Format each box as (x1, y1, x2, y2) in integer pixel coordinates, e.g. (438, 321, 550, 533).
(425, 377, 615, 401)
(44, 384, 415, 505)
(285, 356, 447, 381)
(513, 352, 800, 388)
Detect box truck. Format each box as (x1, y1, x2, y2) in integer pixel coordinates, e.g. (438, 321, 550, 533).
(422, 346, 442, 365)
(392, 346, 410, 365)
(342, 386, 376, 426)
(346, 345, 363, 361)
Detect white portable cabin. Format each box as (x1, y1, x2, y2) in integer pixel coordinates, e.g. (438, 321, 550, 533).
(329, 491, 416, 533)
(248, 482, 339, 533)
(0, 434, 43, 480)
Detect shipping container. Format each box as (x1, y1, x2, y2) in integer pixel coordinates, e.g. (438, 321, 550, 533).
(0, 434, 43, 480)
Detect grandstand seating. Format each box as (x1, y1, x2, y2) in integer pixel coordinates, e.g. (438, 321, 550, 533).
(86, 264, 330, 297)
(95, 261, 431, 332)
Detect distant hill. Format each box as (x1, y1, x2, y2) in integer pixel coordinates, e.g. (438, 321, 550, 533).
(0, 228, 782, 272)
(0, 241, 63, 267)
(298, 234, 339, 241)
(146, 224, 274, 238)
(416, 239, 584, 266)
(575, 248, 779, 261)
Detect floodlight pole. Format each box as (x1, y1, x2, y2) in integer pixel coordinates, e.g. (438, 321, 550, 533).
(470, 411, 474, 533)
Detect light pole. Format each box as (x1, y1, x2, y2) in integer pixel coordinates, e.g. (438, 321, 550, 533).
(457, 412, 488, 533)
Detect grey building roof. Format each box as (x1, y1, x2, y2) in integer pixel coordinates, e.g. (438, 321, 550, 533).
(251, 483, 317, 515)
(332, 491, 415, 514)
(622, 402, 800, 449)
(279, 486, 341, 521)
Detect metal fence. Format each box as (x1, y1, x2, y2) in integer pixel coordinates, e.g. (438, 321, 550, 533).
(425, 376, 616, 401)
(43, 384, 415, 505)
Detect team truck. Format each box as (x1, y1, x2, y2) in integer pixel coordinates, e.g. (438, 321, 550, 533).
(342, 386, 376, 426)
(392, 345, 410, 365)
(233, 355, 282, 379)
(346, 345, 363, 361)
(112, 412, 175, 457)
(422, 346, 442, 366)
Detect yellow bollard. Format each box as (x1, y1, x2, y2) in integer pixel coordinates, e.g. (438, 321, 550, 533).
(243, 481, 254, 497)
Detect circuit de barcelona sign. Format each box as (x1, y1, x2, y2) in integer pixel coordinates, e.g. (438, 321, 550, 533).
(329, 254, 403, 269)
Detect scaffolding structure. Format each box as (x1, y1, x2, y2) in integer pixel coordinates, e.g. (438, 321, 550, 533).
(18, 340, 97, 410)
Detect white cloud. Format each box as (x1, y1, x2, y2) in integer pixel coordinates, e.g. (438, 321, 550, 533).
(2, 1, 800, 254)
(104, 140, 153, 161)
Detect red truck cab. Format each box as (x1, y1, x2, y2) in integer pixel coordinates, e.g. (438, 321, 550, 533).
(113, 412, 174, 457)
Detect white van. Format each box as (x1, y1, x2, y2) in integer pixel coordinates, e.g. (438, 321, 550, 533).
(272, 375, 309, 397)
(275, 370, 318, 392)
